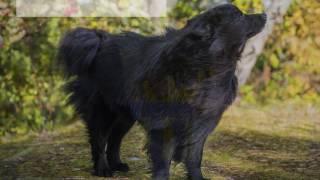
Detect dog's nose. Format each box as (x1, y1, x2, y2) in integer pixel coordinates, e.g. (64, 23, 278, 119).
(261, 13, 267, 20)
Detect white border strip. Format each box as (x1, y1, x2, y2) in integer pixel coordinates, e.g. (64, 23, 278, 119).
(16, 0, 168, 17)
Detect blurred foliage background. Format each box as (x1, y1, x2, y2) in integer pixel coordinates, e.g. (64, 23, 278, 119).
(0, 0, 319, 136)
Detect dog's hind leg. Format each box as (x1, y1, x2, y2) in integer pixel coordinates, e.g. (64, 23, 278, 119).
(107, 108, 135, 172)
(149, 129, 175, 180)
(84, 99, 117, 177)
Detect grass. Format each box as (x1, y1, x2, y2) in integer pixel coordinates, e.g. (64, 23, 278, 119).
(0, 101, 319, 179)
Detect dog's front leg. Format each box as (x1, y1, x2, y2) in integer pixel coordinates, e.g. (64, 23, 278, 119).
(149, 129, 175, 180)
(183, 140, 208, 180)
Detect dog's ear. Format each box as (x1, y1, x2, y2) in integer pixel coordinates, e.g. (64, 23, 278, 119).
(162, 31, 203, 59)
(186, 20, 212, 38)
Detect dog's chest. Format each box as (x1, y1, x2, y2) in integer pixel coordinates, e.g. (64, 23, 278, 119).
(187, 74, 238, 115)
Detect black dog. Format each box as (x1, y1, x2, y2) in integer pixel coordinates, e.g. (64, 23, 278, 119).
(58, 4, 266, 180)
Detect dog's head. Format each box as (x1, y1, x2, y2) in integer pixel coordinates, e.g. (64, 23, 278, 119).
(176, 4, 267, 60)
(157, 4, 266, 81)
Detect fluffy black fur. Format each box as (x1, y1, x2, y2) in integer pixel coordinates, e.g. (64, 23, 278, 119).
(58, 4, 266, 180)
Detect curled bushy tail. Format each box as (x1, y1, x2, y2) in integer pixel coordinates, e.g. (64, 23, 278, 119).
(58, 28, 107, 76)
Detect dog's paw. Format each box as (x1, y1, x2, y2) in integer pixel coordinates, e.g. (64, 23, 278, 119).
(111, 163, 129, 172)
(187, 173, 210, 180)
(93, 167, 113, 177)
(188, 176, 210, 180)
(93, 157, 114, 177)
